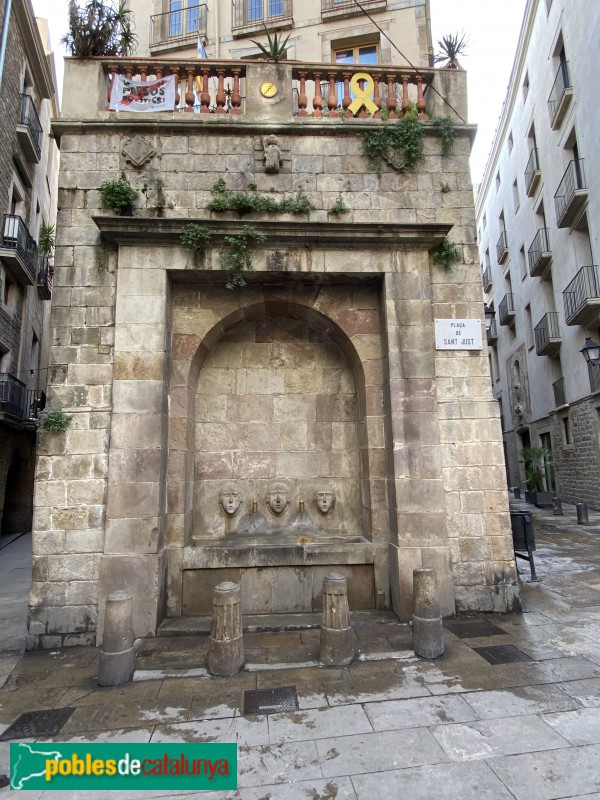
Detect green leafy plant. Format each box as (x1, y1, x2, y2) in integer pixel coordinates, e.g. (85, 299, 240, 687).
(38, 410, 72, 433)
(208, 180, 312, 216)
(432, 238, 462, 271)
(99, 175, 138, 215)
(62, 0, 138, 57)
(433, 31, 469, 68)
(328, 196, 349, 216)
(520, 446, 554, 492)
(38, 223, 55, 256)
(361, 108, 424, 173)
(251, 27, 291, 61)
(433, 116, 456, 156)
(181, 224, 212, 262)
(220, 226, 267, 289)
(440, 182, 451, 193)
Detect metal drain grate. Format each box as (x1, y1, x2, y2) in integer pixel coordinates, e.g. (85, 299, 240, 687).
(243, 686, 298, 716)
(0, 708, 75, 741)
(473, 644, 533, 665)
(444, 619, 506, 639)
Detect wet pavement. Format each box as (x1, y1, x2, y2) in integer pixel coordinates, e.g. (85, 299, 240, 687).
(2, 501, 600, 797)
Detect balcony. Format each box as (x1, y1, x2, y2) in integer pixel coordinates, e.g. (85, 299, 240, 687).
(555, 159, 588, 228)
(37, 255, 53, 301)
(482, 264, 492, 291)
(498, 293, 515, 326)
(552, 377, 566, 407)
(150, 4, 207, 52)
(534, 312, 561, 356)
(0, 215, 37, 285)
(0, 373, 45, 422)
(548, 61, 573, 130)
(232, 0, 293, 37)
(496, 230, 509, 265)
(321, 0, 386, 19)
(486, 316, 498, 345)
(524, 147, 541, 197)
(562, 265, 600, 326)
(528, 227, 552, 278)
(16, 94, 42, 163)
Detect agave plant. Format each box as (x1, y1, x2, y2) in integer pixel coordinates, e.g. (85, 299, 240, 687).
(62, 0, 138, 57)
(251, 27, 291, 62)
(433, 31, 469, 68)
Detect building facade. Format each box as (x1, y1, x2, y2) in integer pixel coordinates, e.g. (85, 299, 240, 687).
(476, 0, 600, 508)
(0, 0, 58, 539)
(27, 2, 520, 649)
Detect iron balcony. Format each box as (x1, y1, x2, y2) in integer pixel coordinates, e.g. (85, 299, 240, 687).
(0, 373, 45, 421)
(562, 265, 600, 326)
(524, 147, 541, 197)
(534, 312, 561, 357)
(496, 230, 509, 265)
(232, 0, 293, 36)
(527, 227, 552, 278)
(16, 94, 42, 163)
(555, 158, 588, 228)
(0, 214, 37, 285)
(548, 61, 573, 129)
(498, 293, 515, 326)
(486, 316, 498, 345)
(482, 264, 492, 291)
(552, 376, 566, 408)
(150, 4, 208, 50)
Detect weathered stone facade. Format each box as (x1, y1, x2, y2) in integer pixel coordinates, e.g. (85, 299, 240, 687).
(28, 59, 519, 648)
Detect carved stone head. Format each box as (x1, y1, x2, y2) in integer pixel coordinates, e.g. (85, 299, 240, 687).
(314, 489, 336, 516)
(219, 484, 242, 517)
(266, 483, 290, 516)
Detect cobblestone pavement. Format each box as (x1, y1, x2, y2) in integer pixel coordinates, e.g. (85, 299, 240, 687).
(2, 502, 600, 798)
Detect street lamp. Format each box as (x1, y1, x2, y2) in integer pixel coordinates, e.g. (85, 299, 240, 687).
(580, 337, 600, 366)
(483, 304, 495, 331)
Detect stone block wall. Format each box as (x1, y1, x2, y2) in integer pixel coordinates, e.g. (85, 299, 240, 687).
(548, 398, 600, 509)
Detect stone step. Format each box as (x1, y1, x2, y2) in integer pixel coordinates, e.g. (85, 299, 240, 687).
(157, 610, 399, 637)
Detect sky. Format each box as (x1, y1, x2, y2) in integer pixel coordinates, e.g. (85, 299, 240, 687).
(31, 0, 528, 185)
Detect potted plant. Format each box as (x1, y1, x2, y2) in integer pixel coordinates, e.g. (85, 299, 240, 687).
(433, 32, 469, 69)
(62, 0, 138, 57)
(99, 175, 138, 216)
(520, 446, 555, 507)
(251, 27, 291, 62)
(36, 222, 55, 298)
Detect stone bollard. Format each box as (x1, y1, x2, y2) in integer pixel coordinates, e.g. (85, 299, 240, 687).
(553, 496, 563, 516)
(320, 573, 354, 666)
(412, 569, 444, 659)
(576, 502, 589, 525)
(208, 582, 244, 676)
(98, 591, 134, 686)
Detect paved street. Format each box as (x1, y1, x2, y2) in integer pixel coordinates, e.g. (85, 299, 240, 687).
(2, 503, 600, 798)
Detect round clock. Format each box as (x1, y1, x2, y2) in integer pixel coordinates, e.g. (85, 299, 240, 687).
(260, 81, 278, 98)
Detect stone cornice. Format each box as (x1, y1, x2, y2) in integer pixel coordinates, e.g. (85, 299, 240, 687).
(92, 215, 452, 249)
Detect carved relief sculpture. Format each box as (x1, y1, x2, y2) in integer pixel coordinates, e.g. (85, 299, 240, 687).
(263, 134, 283, 174)
(314, 489, 336, 515)
(219, 484, 242, 517)
(266, 483, 290, 516)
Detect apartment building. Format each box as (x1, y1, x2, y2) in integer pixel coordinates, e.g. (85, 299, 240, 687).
(0, 0, 58, 537)
(476, 0, 600, 507)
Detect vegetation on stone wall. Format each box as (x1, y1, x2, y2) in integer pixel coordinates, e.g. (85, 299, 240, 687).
(207, 179, 312, 216)
(328, 196, 349, 216)
(99, 175, 138, 215)
(432, 116, 456, 156)
(180, 224, 212, 262)
(38, 410, 72, 433)
(220, 226, 267, 289)
(432, 237, 462, 271)
(62, 0, 138, 57)
(361, 108, 424, 173)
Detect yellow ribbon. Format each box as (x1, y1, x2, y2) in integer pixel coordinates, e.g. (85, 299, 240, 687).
(348, 72, 378, 116)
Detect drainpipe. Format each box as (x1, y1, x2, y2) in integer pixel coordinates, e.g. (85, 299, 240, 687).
(424, 0, 433, 66)
(0, 0, 13, 88)
(213, 0, 220, 58)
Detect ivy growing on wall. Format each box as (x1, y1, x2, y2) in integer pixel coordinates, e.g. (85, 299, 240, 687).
(207, 179, 312, 216)
(362, 111, 457, 172)
(220, 226, 267, 289)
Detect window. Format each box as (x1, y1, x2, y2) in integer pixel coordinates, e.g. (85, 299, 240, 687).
(512, 179, 519, 212)
(546, 0, 553, 10)
(168, 0, 201, 37)
(540, 432, 555, 491)
(519, 245, 527, 280)
(562, 415, 572, 445)
(483, 213, 487, 231)
(496, 171, 501, 191)
(508, 132, 514, 153)
(334, 43, 378, 65)
(523, 72, 530, 100)
(525, 303, 534, 348)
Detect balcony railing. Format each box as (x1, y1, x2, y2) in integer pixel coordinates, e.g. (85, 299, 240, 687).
(555, 159, 588, 228)
(17, 94, 42, 162)
(548, 61, 572, 128)
(552, 377, 566, 408)
(528, 227, 552, 278)
(496, 230, 508, 264)
(150, 4, 208, 49)
(322, 0, 386, 14)
(486, 316, 498, 344)
(37, 254, 53, 300)
(0, 373, 45, 420)
(0, 214, 37, 284)
(482, 265, 492, 291)
(498, 293, 515, 326)
(534, 312, 561, 356)
(233, 0, 293, 34)
(103, 61, 434, 119)
(562, 265, 600, 326)
(524, 147, 541, 197)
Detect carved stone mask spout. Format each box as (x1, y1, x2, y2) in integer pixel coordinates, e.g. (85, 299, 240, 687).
(314, 489, 336, 515)
(266, 483, 290, 516)
(219, 485, 242, 517)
